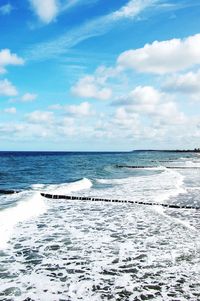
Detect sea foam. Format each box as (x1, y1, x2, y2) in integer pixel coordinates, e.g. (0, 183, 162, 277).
(0, 192, 47, 249)
(0, 178, 92, 250)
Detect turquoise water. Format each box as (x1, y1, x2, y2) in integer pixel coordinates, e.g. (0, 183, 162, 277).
(0, 151, 200, 300)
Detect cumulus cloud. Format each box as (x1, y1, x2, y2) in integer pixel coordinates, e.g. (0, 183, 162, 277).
(71, 75, 112, 100)
(0, 49, 24, 66)
(163, 70, 200, 101)
(21, 93, 37, 102)
(114, 86, 161, 107)
(0, 123, 25, 135)
(114, 86, 186, 125)
(0, 79, 18, 96)
(67, 102, 93, 116)
(29, 0, 59, 23)
(114, 107, 140, 130)
(48, 102, 94, 116)
(128, 86, 161, 107)
(0, 49, 24, 74)
(0, 3, 13, 15)
(117, 34, 200, 74)
(0, 121, 55, 140)
(4, 107, 17, 114)
(26, 110, 54, 123)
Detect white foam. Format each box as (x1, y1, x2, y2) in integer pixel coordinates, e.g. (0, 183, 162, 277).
(0, 178, 92, 250)
(35, 177, 92, 194)
(153, 205, 197, 232)
(153, 168, 186, 203)
(31, 184, 45, 190)
(0, 192, 47, 250)
(185, 160, 200, 167)
(97, 178, 132, 185)
(1, 169, 200, 300)
(189, 187, 200, 190)
(95, 168, 185, 206)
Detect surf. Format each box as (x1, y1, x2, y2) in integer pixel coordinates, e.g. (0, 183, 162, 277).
(0, 178, 93, 250)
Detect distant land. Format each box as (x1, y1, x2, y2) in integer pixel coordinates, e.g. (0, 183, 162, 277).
(133, 149, 200, 153)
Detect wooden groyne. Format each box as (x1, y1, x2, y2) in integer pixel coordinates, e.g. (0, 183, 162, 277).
(0, 189, 20, 194)
(116, 165, 200, 169)
(41, 193, 200, 210)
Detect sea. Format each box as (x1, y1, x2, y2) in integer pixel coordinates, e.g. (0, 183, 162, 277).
(0, 151, 200, 301)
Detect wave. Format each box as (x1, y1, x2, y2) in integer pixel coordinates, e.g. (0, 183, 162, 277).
(153, 168, 186, 203)
(176, 158, 200, 167)
(99, 168, 196, 231)
(0, 178, 92, 250)
(94, 168, 185, 207)
(0, 192, 47, 249)
(31, 177, 92, 194)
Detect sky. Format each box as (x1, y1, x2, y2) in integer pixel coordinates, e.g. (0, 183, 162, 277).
(0, 0, 200, 151)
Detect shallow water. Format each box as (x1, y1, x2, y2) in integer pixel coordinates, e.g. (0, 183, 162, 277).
(0, 151, 200, 300)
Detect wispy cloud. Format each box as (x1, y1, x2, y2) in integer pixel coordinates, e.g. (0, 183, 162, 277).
(112, 0, 156, 19)
(26, 0, 158, 61)
(60, 0, 98, 12)
(0, 3, 13, 15)
(3, 107, 17, 114)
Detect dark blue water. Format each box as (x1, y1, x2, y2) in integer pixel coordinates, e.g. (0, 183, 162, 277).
(0, 151, 192, 190)
(0, 151, 200, 301)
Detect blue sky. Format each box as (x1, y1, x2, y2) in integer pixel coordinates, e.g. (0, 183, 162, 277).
(0, 0, 200, 151)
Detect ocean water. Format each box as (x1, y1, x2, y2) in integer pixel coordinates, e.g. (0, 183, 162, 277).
(0, 151, 200, 301)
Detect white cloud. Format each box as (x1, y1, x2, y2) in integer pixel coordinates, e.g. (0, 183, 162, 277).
(26, 0, 156, 60)
(62, 116, 75, 126)
(71, 75, 112, 100)
(112, 0, 155, 19)
(163, 70, 200, 101)
(29, 0, 59, 23)
(0, 122, 54, 140)
(0, 79, 18, 96)
(129, 85, 161, 106)
(28, 0, 101, 25)
(48, 104, 63, 110)
(0, 3, 13, 15)
(21, 93, 37, 102)
(48, 102, 94, 116)
(26, 110, 54, 123)
(0, 66, 6, 74)
(0, 49, 24, 66)
(117, 33, 200, 74)
(0, 49, 24, 74)
(114, 107, 140, 129)
(0, 123, 25, 135)
(61, 0, 96, 12)
(114, 86, 162, 107)
(114, 86, 187, 125)
(67, 102, 93, 116)
(4, 107, 17, 114)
